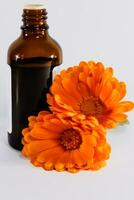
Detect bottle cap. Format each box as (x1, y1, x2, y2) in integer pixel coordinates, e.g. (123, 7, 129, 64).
(24, 4, 45, 10)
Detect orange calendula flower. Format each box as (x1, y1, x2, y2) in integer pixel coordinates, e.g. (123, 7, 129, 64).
(47, 61, 134, 128)
(22, 111, 111, 173)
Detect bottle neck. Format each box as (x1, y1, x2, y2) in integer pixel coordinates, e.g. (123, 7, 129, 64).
(21, 8, 49, 37)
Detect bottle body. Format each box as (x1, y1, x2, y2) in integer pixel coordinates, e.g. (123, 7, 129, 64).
(7, 6, 62, 150)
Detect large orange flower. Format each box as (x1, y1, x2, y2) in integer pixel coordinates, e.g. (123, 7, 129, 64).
(22, 111, 111, 173)
(47, 61, 134, 128)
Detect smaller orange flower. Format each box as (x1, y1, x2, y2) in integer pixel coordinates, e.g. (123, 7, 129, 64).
(22, 111, 111, 173)
(47, 61, 134, 128)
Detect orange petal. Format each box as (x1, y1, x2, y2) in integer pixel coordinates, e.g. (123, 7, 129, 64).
(95, 67, 113, 96)
(110, 113, 127, 122)
(77, 82, 90, 99)
(101, 67, 113, 87)
(87, 61, 96, 73)
(30, 127, 59, 140)
(28, 116, 37, 122)
(90, 161, 106, 170)
(47, 94, 66, 113)
(47, 93, 55, 106)
(42, 119, 69, 134)
(83, 134, 97, 146)
(72, 150, 88, 168)
(87, 76, 95, 92)
(80, 138, 94, 160)
(61, 77, 82, 101)
(93, 62, 104, 84)
(52, 79, 81, 109)
(118, 82, 126, 100)
(54, 95, 76, 111)
(31, 157, 42, 167)
(23, 133, 35, 143)
(105, 89, 121, 107)
(114, 101, 134, 113)
(67, 168, 80, 173)
(94, 144, 111, 161)
(43, 162, 54, 171)
(55, 151, 72, 170)
(22, 145, 29, 157)
(37, 146, 64, 163)
(100, 118, 117, 128)
(80, 61, 90, 72)
(99, 82, 113, 102)
(79, 72, 87, 82)
(28, 140, 58, 156)
(22, 128, 30, 136)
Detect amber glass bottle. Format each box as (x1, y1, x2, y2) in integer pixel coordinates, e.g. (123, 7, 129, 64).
(7, 4, 62, 150)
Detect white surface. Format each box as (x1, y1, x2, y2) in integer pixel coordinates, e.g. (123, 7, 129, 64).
(0, 0, 134, 200)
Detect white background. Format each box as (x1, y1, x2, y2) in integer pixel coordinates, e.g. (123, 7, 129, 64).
(0, 0, 134, 200)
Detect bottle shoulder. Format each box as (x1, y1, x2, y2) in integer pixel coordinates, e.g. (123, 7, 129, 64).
(7, 34, 62, 66)
(46, 35, 63, 65)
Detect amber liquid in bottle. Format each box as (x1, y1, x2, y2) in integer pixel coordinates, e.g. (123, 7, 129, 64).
(7, 5, 62, 150)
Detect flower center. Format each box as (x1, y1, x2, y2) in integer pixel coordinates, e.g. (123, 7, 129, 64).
(60, 129, 82, 150)
(80, 96, 105, 116)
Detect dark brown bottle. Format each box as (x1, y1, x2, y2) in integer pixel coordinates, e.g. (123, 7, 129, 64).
(7, 4, 62, 150)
